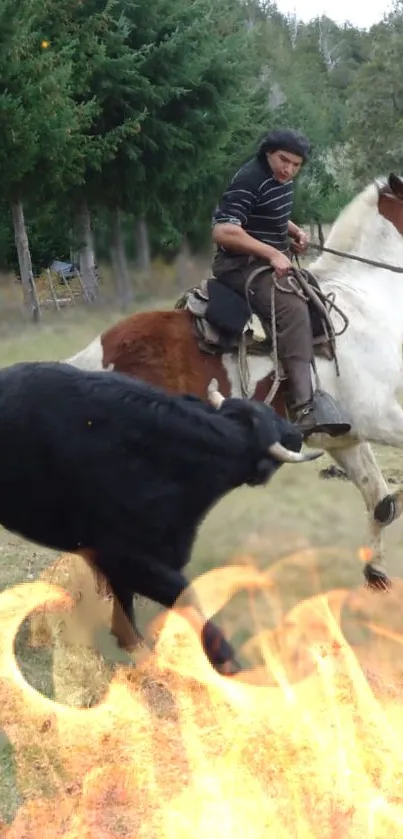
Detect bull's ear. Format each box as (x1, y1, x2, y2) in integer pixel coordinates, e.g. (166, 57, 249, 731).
(388, 173, 403, 201)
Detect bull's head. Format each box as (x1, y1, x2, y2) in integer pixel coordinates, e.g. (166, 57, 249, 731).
(207, 380, 323, 465)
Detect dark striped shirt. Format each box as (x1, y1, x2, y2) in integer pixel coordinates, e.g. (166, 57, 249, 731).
(212, 154, 293, 254)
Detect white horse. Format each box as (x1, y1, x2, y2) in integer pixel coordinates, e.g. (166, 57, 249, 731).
(222, 171, 403, 587)
(65, 173, 403, 590)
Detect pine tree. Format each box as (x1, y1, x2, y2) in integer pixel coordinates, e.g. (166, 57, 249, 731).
(0, 0, 95, 316)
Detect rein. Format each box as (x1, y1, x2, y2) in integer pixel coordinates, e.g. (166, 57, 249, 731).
(239, 260, 349, 403)
(307, 240, 403, 274)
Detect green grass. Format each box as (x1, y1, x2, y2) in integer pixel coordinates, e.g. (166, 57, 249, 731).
(0, 296, 403, 827)
(0, 732, 21, 825)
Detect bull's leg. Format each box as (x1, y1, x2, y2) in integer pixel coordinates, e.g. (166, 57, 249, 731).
(104, 554, 240, 675)
(329, 441, 393, 589)
(108, 581, 146, 653)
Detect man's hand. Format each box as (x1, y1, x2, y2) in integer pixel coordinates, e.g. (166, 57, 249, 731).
(270, 251, 293, 278)
(292, 228, 310, 254)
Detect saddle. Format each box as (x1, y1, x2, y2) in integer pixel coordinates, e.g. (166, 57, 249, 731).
(175, 271, 336, 363)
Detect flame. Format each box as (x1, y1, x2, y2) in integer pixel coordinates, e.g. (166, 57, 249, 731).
(2, 550, 403, 836)
(358, 546, 374, 564)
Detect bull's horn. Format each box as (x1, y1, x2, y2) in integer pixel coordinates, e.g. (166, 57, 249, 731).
(268, 441, 324, 463)
(207, 379, 225, 409)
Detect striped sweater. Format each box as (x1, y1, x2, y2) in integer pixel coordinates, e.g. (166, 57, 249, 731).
(212, 154, 293, 255)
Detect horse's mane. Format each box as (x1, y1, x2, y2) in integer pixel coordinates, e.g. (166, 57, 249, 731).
(310, 177, 387, 279)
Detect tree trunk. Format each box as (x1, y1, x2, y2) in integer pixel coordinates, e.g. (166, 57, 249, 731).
(318, 222, 325, 247)
(110, 207, 133, 310)
(176, 237, 192, 290)
(10, 200, 40, 322)
(74, 200, 98, 302)
(135, 216, 151, 274)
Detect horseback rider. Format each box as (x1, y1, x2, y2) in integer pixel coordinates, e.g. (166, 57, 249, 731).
(211, 127, 349, 438)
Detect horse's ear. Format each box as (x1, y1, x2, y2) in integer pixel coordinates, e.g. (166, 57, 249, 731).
(388, 173, 403, 201)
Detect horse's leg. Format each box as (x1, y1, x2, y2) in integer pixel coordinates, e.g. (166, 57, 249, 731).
(328, 441, 394, 589)
(353, 399, 403, 527)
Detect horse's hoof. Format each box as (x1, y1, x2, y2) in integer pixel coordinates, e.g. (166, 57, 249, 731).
(363, 562, 391, 591)
(374, 494, 397, 525)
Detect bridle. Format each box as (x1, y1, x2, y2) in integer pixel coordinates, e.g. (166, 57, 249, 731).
(307, 240, 403, 274)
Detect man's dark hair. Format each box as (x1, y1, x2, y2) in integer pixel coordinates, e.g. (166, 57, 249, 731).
(257, 128, 311, 163)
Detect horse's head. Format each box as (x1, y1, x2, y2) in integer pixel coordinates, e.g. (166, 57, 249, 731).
(311, 172, 403, 280)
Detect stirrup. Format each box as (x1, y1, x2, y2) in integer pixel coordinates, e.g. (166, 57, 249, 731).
(291, 391, 351, 439)
(310, 389, 351, 437)
(293, 408, 348, 439)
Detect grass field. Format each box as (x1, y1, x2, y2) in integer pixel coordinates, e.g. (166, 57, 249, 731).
(1, 299, 403, 830)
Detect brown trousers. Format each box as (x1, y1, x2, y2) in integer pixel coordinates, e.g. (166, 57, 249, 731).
(212, 251, 314, 408)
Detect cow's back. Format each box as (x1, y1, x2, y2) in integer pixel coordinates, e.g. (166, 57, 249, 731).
(100, 309, 233, 399)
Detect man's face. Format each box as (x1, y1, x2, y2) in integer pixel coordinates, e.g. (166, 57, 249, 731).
(266, 149, 303, 183)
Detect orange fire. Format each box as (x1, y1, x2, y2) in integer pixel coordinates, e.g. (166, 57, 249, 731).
(2, 548, 403, 837)
(358, 546, 375, 564)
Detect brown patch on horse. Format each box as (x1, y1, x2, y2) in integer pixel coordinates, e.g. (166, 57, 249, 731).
(379, 174, 403, 235)
(252, 376, 287, 417)
(101, 309, 232, 398)
(378, 193, 403, 235)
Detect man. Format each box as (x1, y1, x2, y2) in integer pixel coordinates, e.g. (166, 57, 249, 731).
(211, 127, 348, 438)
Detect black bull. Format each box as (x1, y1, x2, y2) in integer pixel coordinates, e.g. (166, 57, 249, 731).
(0, 362, 322, 674)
